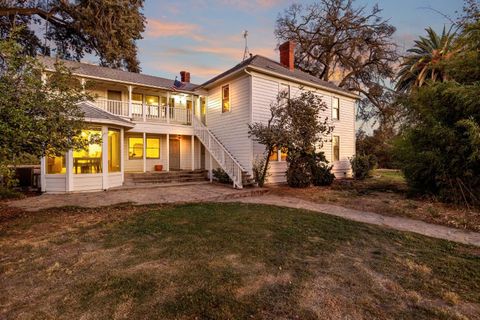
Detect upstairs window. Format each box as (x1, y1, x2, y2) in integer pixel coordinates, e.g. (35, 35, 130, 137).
(332, 97, 340, 120)
(222, 85, 230, 113)
(333, 135, 340, 161)
(279, 83, 290, 106)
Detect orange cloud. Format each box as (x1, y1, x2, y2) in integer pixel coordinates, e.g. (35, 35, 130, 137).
(146, 19, 205, 41)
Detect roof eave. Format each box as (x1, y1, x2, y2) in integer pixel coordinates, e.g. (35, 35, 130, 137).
(42, 67, 198, 95)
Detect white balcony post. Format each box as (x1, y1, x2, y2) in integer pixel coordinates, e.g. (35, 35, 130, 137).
(166, 92, 170, 124)
(127, 85, 133, 118)
(191, 135, 195, 170)
(166, 134, 170, 172)
(143, 132, 146, 173)
(142, 95, 146, 122)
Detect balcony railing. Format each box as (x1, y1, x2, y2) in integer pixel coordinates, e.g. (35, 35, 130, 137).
(93, 99, 192, 125)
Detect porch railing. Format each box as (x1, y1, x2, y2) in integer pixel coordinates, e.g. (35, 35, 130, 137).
(94, 99, 129, 116)
(192, 116, 245, 189)
(92, 99, 192, 125)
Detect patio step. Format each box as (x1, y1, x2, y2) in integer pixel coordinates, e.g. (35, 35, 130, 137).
(124, 170, 208, 186)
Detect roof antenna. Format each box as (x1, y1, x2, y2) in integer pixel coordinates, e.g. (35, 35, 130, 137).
(242, 30, 250, 61)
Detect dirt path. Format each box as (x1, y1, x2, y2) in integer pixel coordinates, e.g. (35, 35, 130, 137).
(224, 194, 480, 247)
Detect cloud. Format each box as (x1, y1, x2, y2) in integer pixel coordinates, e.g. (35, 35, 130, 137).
(145, 18, 205, 41)
(217, 0, 285, 10)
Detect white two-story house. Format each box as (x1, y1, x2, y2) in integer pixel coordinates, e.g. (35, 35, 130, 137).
(39, 41, 358, 193)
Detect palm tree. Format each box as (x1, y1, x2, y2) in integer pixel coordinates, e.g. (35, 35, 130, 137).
(396, 27, 457, 93)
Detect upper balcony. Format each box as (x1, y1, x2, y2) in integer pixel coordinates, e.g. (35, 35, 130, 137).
(93, 98, 193, 125)
(84, 80, 206, 126)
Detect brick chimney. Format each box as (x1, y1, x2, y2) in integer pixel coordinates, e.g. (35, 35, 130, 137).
(279, 41, 295, 71)
(180, 71, 190, 83)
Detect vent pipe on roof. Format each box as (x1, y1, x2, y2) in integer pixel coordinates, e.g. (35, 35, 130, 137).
(279, 40, 295, 71)
(180, 71, 190, 83)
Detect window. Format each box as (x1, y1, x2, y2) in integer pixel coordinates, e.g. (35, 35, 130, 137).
(47, 154, 66, 174)
(269, 147, 278, 161)
(108, 129, 121, 172)
(280, 147, 288, 161)
(146, 95, 159, 106)
(129, 137, 143, 159)
(222, 85, 230, 113)
(332, 97, 340, 120)
(333, 135, 340, 161)
(146, 138, 160, 159)
(107, 90, 122, 101)
(132, 93, 143, 103)
(73, 129, 103, 174)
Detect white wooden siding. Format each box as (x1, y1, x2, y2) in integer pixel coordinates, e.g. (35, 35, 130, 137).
(73, 174, 103, 191)
(44, 175, 66, 193)
(250, 71, 356, 182)
(206, 75, 252, 172)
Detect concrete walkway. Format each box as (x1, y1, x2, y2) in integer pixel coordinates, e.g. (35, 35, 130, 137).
(224, 194, 480, 247)
(6, 183, 268, 212)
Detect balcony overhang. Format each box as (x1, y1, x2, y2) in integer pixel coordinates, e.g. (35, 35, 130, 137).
(79, 102, 135, 128)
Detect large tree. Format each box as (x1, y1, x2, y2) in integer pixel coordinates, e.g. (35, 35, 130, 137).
(0, 31, 91, 179)
(395, 27, 457, 93)
(0, 0, 145, 72)
(275, 0, 398, 125)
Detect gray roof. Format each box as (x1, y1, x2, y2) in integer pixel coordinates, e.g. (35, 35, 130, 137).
(200, 55, 356, 97)
(38, 56, 199, 92)
(79, 102, 134, 127)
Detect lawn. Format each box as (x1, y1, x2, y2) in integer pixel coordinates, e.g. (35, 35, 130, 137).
(1, 203, 479, 319)
(272, 169, 480, 232)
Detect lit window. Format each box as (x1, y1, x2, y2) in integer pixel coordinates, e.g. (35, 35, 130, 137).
(146, 95, 159, 106)
(73, 129, 103, 174)
(129, 137, 143, 159)
(146, 138, 160, 159)
(333, 135, 340, 161)
(269, 147, 278, 161)
(108, 129, 121, 172)
(47, 154, 66, 174)
(332, 97, 340, 120)
(222, 85, 230, 113)
(280, 147, 288, 161)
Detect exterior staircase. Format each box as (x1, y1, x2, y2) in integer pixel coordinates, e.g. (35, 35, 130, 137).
(193, 117, 254, 189)
(124, 170, 208, 186)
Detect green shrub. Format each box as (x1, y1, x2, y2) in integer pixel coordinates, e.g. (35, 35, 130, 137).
(286, 160, 311, 188)
(311, 162, 335, 186)
(212, 168, 232, 184)
(350, 154, 377, 180)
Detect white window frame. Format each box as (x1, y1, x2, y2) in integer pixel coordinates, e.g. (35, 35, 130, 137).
(221, 84, 231, 113)
(332, 97, 340, 120)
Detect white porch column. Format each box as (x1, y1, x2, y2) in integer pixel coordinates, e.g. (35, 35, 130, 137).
(166, 134, 170, 171)
(66, 150, 73, 192)
(120, 128, 125, 183)
(191, 135, 195, 170)
(80, 78, 86, 94)
(143, 132, 146, 172)
(166, 92, 170, 124)
(209, 153, 213, 183)
(40, 157, 46, 192)
(102, 126, 109, 190)
(127, 85, 133, 118)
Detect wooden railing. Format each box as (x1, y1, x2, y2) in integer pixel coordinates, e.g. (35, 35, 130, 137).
(93, 99, 191, 125)
(94, 99, 129, 116)
(192, 116, 245, 188)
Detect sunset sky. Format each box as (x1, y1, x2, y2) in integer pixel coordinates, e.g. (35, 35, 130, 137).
(136, 0, 465, 84)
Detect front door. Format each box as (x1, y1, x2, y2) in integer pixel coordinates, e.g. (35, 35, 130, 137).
(169, 139, 181, 170)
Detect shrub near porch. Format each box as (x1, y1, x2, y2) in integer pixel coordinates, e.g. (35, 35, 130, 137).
(1, 202, 479, 319)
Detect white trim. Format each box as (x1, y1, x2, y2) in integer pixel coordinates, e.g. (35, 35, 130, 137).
(191, 135, 195, 170)
(102, 126, 109, 190)
(166, 133, 170, 171)
(120, 128, 125, 184)
(66, 150, 73, 192)
(142, 132, 146, 172)
(40, 157, 46, 192)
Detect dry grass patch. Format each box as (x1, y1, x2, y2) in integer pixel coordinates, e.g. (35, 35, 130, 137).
(0, 202, 479, 319)
(271, 169, 480, 232)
